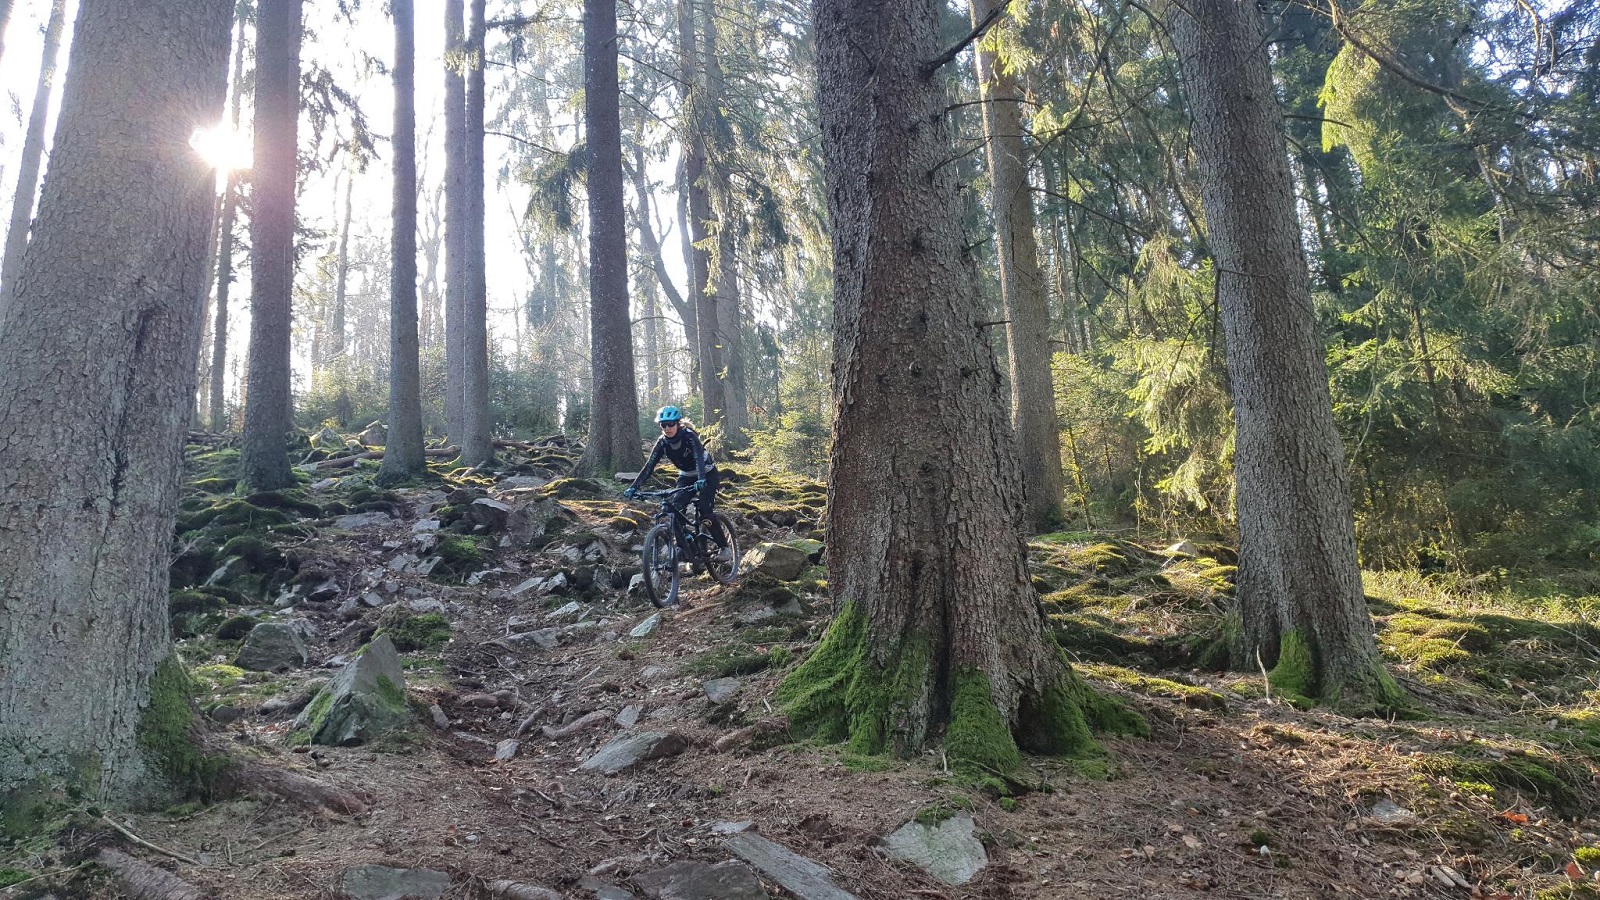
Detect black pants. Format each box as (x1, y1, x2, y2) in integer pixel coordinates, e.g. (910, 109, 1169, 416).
(673, 468, 720, 521)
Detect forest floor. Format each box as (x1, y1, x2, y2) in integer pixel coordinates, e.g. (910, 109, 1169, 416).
(3, 439, 1599, 900)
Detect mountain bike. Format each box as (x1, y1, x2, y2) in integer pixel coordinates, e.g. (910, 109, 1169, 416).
(633, 485, 740, 608)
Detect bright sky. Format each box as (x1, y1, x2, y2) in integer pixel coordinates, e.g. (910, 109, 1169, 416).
(0, 0, 688, 409)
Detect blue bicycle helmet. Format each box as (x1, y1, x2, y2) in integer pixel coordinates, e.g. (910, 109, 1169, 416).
(656, 405, 683, 424)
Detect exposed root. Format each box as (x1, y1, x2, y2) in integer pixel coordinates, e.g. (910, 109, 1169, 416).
(230, 759, 370, 816)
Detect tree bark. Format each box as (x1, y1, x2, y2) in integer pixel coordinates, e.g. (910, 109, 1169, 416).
(329, 163, 355, 425)
(0, 0, 232, 809)
(576, 0, 642, 477)
(775, 0, 1138, 770)
(0, 0, 14, 69)
(240, 0, 303, 491)
(969, 0, 1063, 531)
(443, 0, 467, 441)
(379, 0, 425, 484)
(458, 0, 494, 466)
(0, 0, 70, 314)
(1168, 0, 1400, 711)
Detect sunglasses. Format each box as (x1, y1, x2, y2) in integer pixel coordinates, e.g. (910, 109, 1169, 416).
(660, 421, 679, 429)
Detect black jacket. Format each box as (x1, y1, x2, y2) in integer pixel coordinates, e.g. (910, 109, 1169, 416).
(630, 426, 716, 489)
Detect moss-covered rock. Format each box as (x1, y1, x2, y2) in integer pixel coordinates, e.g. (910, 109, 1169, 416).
(376, 607, 452, 652)
(292, 635, 410, 746)
(168, 588, 231, 638)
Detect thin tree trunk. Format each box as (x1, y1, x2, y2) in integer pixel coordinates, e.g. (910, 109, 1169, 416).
(970, 0, 1062, 530)
(443, 0, 466, 441)
(0, 0, 70, 313)
(1169, 0, 1400, 711)
(576, 0, 642, 477)
(677, 0, 723, 428)
(329, 162, 355, 425)
(632, 147, 698, 388)
(208, 173, 240, 432)
(379, 0, 424, 484)
(458, 0, 493, 466)
(703, 0, 746, 444)
(775, 0, 1136, 770)
(240, 0, 303, 491)
(206, 13, 250, 433)
(0, 0, 232, 808)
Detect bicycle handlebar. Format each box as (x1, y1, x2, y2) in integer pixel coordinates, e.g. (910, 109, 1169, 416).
(634, 485, 699, 501)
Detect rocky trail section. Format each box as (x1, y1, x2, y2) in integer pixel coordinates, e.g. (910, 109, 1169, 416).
(3, 437, 1597, 899)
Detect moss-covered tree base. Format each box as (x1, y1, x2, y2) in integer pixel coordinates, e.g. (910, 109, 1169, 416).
(774, 602, 1146, 777)
(1266, 629, 1410, 717)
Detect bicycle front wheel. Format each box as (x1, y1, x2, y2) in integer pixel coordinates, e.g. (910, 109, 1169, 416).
(704, 514, 741, 585)
(641, 524, 680, 608)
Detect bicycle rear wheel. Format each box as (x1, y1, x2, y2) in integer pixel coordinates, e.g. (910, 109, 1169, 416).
(641, 524, 680, 608)
(703, 514, 741, 585)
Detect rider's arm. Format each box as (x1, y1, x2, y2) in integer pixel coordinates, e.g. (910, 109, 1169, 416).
(629, 438, 665, 491)
(689, 431, 712, 478)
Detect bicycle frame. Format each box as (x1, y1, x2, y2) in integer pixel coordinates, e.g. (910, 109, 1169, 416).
(639, 485, 708, 560)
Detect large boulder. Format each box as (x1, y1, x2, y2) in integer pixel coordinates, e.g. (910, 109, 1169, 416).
(233, 622, 309, 672)
(505, 496, 572, 546)
(742, 543, 809, 581)
(356, 421, 387, 447)
(295, 635, 410, 746)
(632, 860, 768, 899)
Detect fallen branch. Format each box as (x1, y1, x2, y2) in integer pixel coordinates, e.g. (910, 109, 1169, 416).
(100, 815, 202, 867)
(95, 849, 205, 900)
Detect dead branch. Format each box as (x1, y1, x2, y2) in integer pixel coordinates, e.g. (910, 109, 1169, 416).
(94, 849, 205, 900)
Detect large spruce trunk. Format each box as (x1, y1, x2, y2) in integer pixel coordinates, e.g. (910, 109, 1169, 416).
(240, 0, 303, 490)
(969, 0, 1063, 532)
(1169, 1, 1400, 710)
(0, 0, 232, 812)
(0, 0, 69, 312)
(379, 0, 425, 484)
(776, 0, 1139, 770)
(577, 0, 642, 477)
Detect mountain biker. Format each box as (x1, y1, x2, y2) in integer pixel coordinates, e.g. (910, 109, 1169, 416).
(624, 407, 723, 542)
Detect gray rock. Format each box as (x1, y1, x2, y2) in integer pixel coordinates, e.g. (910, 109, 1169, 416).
(412, 532, 441, 554)
(632, 860, 768, 899)
(710, 821, 755, 835)
(723, 834, 859, 900)
(234, 623, 309, 672)
(272, 585, 303, 609)
(506, 614, 540, 633)
(311, 477, 342, 491)
(412, 519, 441, 533)
(307, 579, 342, 602)
(203, 557, 245, 587)
(429, 704, 449, 729)
(879, 813, 987, 885)
(487, 881, 562, 900)
(628, 573, 645, 595)
(505, 627, 562, 651)
(361, 591, 388, 608)
(356, 422, 388, 447)
(386, 553, 419, 571)
(412, 556, 441, 577)
(498, 475, 548, 490)
(336, 512, 394, 530)
(510, 576, 543, 596)
(336, 599, 363, 620)
(580, 730, 688, 775)
(494, 739, 520, 762)
(1163, 540, 1200, 558)
(629, 613, 662, 639)
(1365, 798, 1418, 826)
(340, 864, 449, 900)
(408, 598, 448, 615)
(469, 497, 513, 532)
(741, 543, 809, 581)
(506, 496, 568, 546)
(309, 426, 345, 451)
(616, 704, 642, 728)
(547, 600, 583, 621)
(295, 635, 410, 746)
(703, 678, 742, 704)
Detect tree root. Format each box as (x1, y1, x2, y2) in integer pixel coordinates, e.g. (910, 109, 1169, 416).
(228, 759, 370, 816)
(94, 849, 205, 900)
